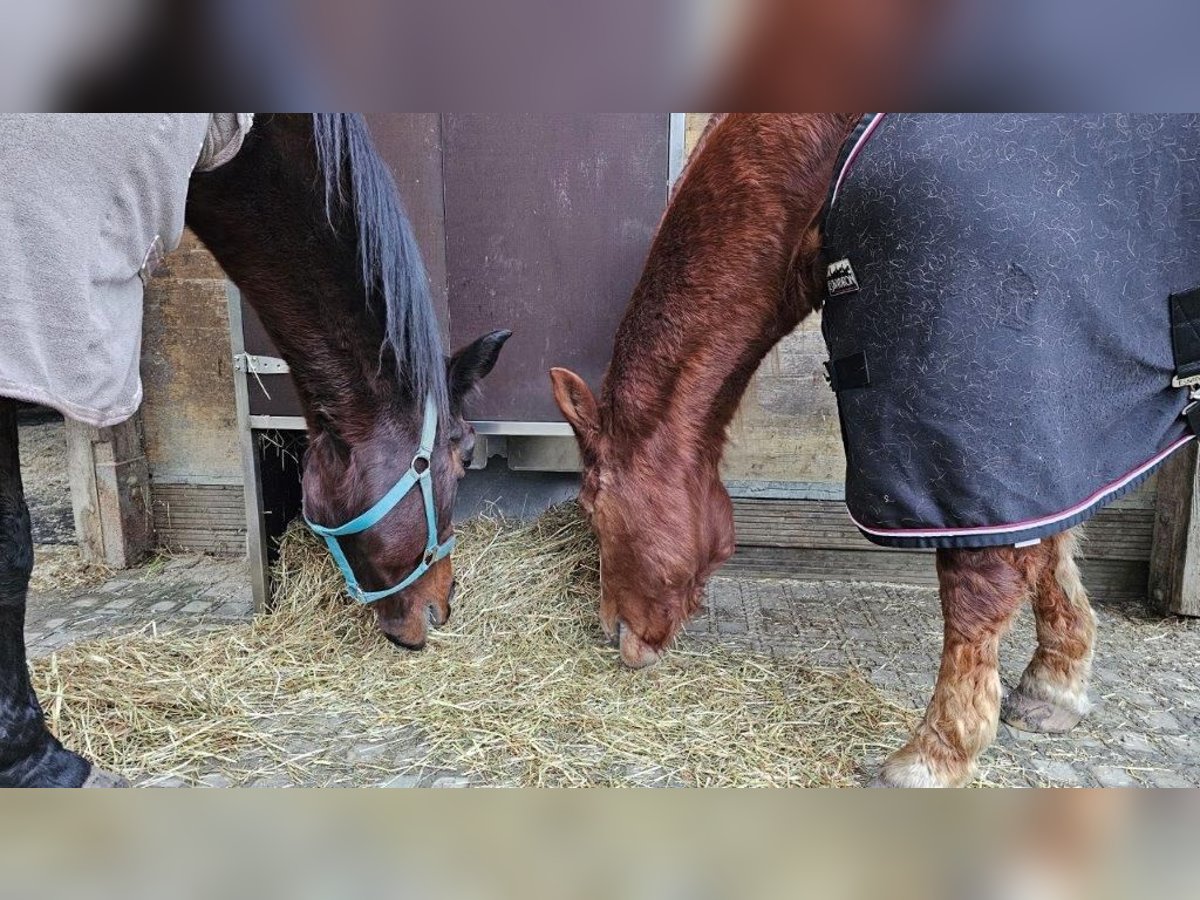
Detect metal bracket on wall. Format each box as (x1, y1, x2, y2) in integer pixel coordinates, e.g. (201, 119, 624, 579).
(233, 353, 290, 375)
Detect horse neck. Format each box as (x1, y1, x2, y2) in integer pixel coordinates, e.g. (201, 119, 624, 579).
(242, 267, 397, 440)
(184, 120, 400, 442)
(602, 113, 855, 466)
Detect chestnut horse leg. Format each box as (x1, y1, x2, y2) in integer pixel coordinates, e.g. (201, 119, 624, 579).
(1002, 530, 1096, 734)
(876, 542, 1045, 787)
(0, 401, 125, 787)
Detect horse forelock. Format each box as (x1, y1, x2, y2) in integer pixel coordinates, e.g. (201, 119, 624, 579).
(310, 113, 448, 417)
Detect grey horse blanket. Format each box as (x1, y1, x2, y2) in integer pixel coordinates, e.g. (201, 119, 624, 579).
(821, 114, 1200, 549)
(0, 114, 251, 427)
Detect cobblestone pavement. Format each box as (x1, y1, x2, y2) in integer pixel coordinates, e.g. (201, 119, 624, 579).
(18, 416, 1200, 787)
(695, 577, 1200, 788)
(26, 555, 253, 660)
(17, 414, 253, 664)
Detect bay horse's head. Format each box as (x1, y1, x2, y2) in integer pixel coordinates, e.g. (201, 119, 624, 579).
(191, 114, 512, 650)
(303, 330, 510, 649)
(549, 369, 735, 668)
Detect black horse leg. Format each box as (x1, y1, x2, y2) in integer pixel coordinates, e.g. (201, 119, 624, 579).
(0, 401, 102, 787)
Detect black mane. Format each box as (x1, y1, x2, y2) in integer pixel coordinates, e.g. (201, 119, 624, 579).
(311, 114, 447, 414)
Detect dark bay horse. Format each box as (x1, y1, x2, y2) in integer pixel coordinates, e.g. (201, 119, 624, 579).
(550, 113, 1184, 787)
(0, 114, 508, 787)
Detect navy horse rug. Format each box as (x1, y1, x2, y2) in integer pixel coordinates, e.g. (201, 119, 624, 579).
(821, 114, 1200, 549)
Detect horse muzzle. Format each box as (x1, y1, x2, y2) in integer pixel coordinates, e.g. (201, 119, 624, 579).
(615, 620, 661, 670)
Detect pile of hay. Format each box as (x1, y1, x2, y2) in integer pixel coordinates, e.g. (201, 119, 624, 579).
(32, 504, 914, 786)
(29, 545, 112, 594)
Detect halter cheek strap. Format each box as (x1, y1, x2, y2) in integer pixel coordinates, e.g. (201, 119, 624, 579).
(304, 394, 456, 604)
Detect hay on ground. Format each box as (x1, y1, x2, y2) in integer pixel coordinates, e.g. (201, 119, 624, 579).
(29, 545, 113, 594)
(31, 504, 915, 786)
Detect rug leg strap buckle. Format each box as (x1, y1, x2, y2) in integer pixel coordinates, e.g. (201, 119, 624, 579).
(1185, 395, 1200, 435)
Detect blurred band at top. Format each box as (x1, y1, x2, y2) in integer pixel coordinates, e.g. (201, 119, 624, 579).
(5, 0, 1200, 114)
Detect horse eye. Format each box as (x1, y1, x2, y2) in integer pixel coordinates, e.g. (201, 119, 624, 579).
(456, 430, 476, 468)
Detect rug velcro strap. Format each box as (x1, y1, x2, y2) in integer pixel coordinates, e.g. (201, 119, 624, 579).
(1186, 402, 1200, 436)
(1170, 286, 1200, 387)
(824, 351, 871, 392)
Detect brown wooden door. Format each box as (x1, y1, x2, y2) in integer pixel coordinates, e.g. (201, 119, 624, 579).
(242, 114, 671, 423)
(441, 114, 669, 421)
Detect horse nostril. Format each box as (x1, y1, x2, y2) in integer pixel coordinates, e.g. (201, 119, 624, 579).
(612, 619, 623, 648)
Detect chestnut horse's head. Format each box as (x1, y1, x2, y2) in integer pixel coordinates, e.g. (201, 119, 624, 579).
(540, 116, 847, 668)
(549, 368, 735, 668)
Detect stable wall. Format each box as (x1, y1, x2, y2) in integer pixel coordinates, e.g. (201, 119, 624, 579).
(139, 229, 245, 555)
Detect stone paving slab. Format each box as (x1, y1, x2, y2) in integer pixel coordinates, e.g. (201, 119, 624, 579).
(26, 555, 253, 658)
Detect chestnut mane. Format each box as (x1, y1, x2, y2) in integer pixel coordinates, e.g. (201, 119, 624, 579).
(599, 114, 858, 462)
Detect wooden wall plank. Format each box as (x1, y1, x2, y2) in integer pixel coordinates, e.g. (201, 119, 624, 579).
(725, 546, 1149, 602)
(441, 114, 670, 422)
(151, 483, 247, 556)
(732, 494, 1156, 562)
(65, 416, 154, 568)
(141, 229, 240, 482)
(1148, 442, 1200, 615)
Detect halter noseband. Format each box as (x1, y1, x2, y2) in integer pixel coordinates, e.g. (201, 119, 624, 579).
(304, 394, 456, 604)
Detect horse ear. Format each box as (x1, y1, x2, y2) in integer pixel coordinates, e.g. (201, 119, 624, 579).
(549, 367, 600, 451)
(449, 330, 512, 407)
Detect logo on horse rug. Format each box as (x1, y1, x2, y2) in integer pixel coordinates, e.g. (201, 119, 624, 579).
(821, 113, 1200, 549)
(826, 258, 859, 296)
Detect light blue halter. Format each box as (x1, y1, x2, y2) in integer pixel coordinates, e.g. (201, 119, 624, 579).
(304, 394, 456, 604)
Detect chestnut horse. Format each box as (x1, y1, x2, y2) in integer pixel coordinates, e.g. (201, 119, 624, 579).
(550, 113, 1106, 787)
(0, 114, 508, 786)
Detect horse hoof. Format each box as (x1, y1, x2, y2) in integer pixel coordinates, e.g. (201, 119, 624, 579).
(870, 752, 955, 787)
(81, 766, 130, 788)
(865, 767, 937, 788)
(1000, 690, 1084, 734)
